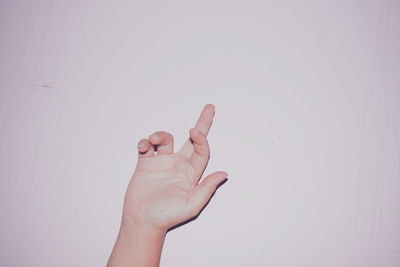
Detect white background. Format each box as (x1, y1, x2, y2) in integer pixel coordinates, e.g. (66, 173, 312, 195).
(0, 0, 399, 266)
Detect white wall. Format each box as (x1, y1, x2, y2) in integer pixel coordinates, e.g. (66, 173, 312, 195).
(0, 0, 399, 266)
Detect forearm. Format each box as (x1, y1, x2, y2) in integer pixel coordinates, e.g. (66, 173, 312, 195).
(107, 218, 166, 267)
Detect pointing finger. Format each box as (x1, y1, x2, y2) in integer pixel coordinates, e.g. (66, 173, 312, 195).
(178, 104, 215, 158)
(188, 128, 210, 178)
(193, 103, 215, 136)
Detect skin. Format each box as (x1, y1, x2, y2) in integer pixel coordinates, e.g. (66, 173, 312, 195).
(107, 104, 228, 267)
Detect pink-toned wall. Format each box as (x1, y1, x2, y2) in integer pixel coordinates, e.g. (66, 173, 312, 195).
(1, 1, 399, 266)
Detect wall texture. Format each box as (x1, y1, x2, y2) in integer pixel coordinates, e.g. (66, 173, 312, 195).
(0, 0, 399, 266)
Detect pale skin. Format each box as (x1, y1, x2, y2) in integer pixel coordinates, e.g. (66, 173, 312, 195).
(107, 104, 228, 267)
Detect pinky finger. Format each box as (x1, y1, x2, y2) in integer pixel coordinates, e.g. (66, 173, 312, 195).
(137, 139, 155, 158)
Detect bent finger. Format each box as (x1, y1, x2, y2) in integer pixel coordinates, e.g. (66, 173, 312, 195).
(137, 138, 155, 158)
(148, 131, 174, 155)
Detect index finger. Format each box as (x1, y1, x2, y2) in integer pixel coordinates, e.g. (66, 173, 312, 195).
(193, 103, 215, 136)
(177, 104, 215, 158)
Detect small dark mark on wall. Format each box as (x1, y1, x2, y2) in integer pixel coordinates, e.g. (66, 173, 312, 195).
(42, 84, 55, 89)
(29, 75, 60, 96)
(31, 82, 58, 96)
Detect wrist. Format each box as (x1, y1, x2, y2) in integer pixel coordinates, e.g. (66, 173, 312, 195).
(107, 216, 167, 267)
(120, 214, 167, 238)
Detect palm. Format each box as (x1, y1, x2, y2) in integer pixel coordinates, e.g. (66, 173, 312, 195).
(128, 153, 197, 229)
(122, 104, 228, 231)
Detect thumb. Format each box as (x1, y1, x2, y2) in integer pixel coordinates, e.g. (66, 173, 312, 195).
(189, 171, 228, 215)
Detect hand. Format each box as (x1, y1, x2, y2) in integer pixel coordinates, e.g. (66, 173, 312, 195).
(122, 104, 228, 232)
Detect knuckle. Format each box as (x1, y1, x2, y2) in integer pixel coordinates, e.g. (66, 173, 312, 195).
(205, 142, 210, 152)
(137, 139, 148, 149)
(154, 131, 174, 141)
(137, 138, 147, 145)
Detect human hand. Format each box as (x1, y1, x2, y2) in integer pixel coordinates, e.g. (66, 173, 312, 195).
(121, 104, 228, 233)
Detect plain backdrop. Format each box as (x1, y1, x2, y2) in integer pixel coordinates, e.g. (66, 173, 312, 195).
(0, 0, 399, 266)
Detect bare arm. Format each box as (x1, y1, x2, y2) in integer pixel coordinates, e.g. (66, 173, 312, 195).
(107, 104, 228, 267)
(107, 219, 166, 267)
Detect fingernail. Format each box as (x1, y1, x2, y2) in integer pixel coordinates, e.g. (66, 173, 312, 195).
(138, 143, 145, 148)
